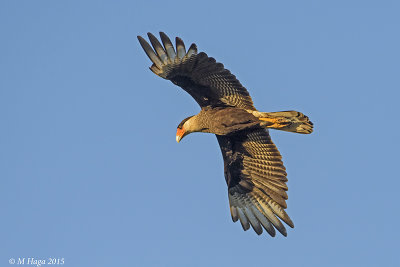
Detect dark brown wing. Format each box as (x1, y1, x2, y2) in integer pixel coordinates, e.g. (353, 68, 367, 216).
(216, 128, 294, 237)
(138, 32, 256, 110)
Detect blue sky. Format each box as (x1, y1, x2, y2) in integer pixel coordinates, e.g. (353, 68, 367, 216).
(1, 1, 399, 266)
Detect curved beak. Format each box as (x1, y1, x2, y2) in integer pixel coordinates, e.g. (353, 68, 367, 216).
(176, 127, 185, 143)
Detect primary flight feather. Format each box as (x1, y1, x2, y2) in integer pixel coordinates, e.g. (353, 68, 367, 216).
(138, 32, 313, 237)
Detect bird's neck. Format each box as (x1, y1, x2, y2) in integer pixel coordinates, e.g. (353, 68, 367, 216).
(184, 113, 211, 133)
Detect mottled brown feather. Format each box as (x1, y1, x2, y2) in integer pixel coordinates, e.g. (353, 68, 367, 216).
(137, 32, 312, 237)
(137, 32, 256, 110)
(217, 128, 294, 236)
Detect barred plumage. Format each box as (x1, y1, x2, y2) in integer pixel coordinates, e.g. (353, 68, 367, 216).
(138, 32, 256, 110)
(138, 32, 313, 237)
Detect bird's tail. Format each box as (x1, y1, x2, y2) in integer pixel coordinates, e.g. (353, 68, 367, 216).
(256, 111, 313, 134)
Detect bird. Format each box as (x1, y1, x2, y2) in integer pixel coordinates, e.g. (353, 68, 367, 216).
(137, 32, 313, 237)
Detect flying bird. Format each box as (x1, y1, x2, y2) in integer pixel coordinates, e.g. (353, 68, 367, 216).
(138, 32, 313, 237)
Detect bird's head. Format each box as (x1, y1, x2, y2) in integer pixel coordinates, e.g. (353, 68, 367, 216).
(176, 116, 194, 143)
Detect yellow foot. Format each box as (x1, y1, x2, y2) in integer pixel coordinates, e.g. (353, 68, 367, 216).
(259, 117, 288, 128)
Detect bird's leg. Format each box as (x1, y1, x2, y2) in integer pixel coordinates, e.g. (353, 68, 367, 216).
(259, 117, 289, 129)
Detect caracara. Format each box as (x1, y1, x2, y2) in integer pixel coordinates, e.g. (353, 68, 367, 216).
(138, 32, 313, 237)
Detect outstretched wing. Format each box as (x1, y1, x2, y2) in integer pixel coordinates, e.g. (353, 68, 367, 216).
(138, 32, 256, 110)
(216, 128, 294, 237)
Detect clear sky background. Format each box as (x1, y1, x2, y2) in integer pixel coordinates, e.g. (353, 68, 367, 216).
(1, 1, 399, 266)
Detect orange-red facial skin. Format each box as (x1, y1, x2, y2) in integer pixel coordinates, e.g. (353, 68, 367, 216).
(176, 127, 185, 140)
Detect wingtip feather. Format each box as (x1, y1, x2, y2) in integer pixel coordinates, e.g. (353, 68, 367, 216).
(147, 32, 168, 64)
(230, 206, 239, 222)
(237, 207, 250, 231)
(242, 205, 263, 235)
(138, 35, 163, 68)
(159, 32, 176, 61)
(176, 37, 186, 59)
